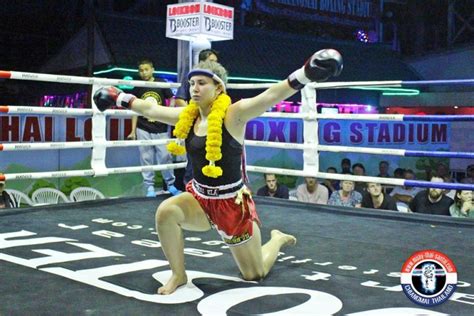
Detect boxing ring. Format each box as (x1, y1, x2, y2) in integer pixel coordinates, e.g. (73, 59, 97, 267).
(1, 70, 474, 315)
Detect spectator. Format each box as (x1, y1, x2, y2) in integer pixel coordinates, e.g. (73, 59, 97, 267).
(393, 167, 405, 179)
(127, 59, 180, 197)
(461, 164, 474, 184)
(322, 167, 340, 195)
(296, 177, 328, 204)
(328, 178, 362, 208)
(390, 169, 422, 209)
(175, 49, 220, 186)
(341, 158, 351, 173)
(377, 161, 390, 178)
(435, 162, 456, 199)
(352, 163, 366, 194)
(435, 162, 451, 180)
(449, 190, 474, 218)
(257, 174, 289, 199)
(0, 178, 16, 209)
(361, 182, 398, 211)
(409, 176, 453, 216)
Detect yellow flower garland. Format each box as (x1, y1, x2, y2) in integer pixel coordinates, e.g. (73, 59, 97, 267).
(167, 93, 231, 178)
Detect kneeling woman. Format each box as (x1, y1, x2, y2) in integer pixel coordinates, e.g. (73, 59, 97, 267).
(94, 49, 343, 294)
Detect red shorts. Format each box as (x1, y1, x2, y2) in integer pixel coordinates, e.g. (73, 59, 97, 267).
(186, 180, 260, 246)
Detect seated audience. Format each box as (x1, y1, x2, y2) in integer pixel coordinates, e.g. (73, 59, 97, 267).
(442, 175, 456, 200)
(436, 162, 456, 199)
(256, 173, 289, 199)
(361, 182, 398, 211)
(322, 167, 340, 195)
(341, 158, 351, 174)
(0, 178, 16, 209)
(435, 162, 451, 180)
(328, 179, 362, 208)
(377, 161, 390, 178)
(409, 176, 453, 216)
(393, 168, 405, 179)
(390, 169, 422, 209)
(461, 164, 474, 184)
(352, 163, 366, 194)
(296, 177, 329, 204)
(449, 190, 474, 218)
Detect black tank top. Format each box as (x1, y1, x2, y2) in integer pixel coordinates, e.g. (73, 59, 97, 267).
(186, 123, 243, 186)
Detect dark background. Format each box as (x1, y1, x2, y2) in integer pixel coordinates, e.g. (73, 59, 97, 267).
(1, 0, 473, 72)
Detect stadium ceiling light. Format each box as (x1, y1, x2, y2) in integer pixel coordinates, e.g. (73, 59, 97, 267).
(350, 86, 420, 96)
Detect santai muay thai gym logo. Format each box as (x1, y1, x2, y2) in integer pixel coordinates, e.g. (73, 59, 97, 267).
(401, 249, 457, 306)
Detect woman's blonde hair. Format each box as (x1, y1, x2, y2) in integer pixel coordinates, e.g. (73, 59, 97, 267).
(193, 60, 228, 85)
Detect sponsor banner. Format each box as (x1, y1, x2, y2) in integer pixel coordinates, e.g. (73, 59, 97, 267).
(0, 114, 140, 185)
(255, 0, 378, 28)
(244, 118, 452, 185)
(0, 114, 459, 191)
(166, 1, 234, 41)
(319, 120, 450, 148)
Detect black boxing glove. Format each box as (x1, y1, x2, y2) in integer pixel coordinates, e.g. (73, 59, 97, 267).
(287, 49, 343, 90)
(93, 86, 137, 111)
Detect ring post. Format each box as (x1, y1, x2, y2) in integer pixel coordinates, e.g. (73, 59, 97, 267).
(301, 86, 319, 177)
(91, 84, 109, 176)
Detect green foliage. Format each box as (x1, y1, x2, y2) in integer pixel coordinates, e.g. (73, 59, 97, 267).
(154, 172, 164, 187)
(60, 177, 91, 196)
(415, 156, 449, 180)
(29, 179, 56, 197)
(278, 175, 298, 189)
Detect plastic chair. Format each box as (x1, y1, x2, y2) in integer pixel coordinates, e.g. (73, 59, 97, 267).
(70, 187, 105, 202)
(5, 189, 34, 207)
(31, 188, 70, 205)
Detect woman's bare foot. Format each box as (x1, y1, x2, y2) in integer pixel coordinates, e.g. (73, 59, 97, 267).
(157, 273, 188, 295)
(271, 229, 297, 247)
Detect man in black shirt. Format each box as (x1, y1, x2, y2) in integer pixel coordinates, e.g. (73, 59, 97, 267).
(361, 182, 398, 211)
(256, 174, 289, 199)
(0, 179, 16, 209)
(127, 59, 180, 197)
(409, 176, 453, 216)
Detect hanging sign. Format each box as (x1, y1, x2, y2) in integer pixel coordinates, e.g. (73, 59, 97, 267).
(166, 1, 234, 41)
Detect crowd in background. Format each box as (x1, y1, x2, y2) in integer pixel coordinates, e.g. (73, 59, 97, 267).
(256, 159, 474, 219)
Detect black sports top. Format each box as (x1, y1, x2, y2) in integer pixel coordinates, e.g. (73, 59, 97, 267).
(186, 123, 243, 186)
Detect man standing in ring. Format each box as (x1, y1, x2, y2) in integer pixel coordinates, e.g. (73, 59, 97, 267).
(127, 59, 181, 197)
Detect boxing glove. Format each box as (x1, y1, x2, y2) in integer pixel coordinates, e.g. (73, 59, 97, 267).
(93, 87, 137, 111)
(287, 49, 343, 90)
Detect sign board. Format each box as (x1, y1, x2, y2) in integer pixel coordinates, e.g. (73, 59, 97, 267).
(255, 0, 378, 28)
(166, 1, 234, 41)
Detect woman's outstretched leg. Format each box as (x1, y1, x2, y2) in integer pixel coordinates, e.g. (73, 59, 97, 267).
(229, 222, 296, 281)
(261, 229, 297, 275)
(155, 193, 211, 294)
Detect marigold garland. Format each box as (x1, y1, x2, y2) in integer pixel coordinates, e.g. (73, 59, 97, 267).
(167, 93, 231, 178)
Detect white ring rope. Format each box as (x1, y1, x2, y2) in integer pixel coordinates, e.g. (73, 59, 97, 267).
(1, 70, 473, 191)
(0, 139, 173, 151)
(5, 163, 187, 181)
(225, 80, 403, 90)
(1, 71, 180, 89)
(3, 106, 94, 116)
